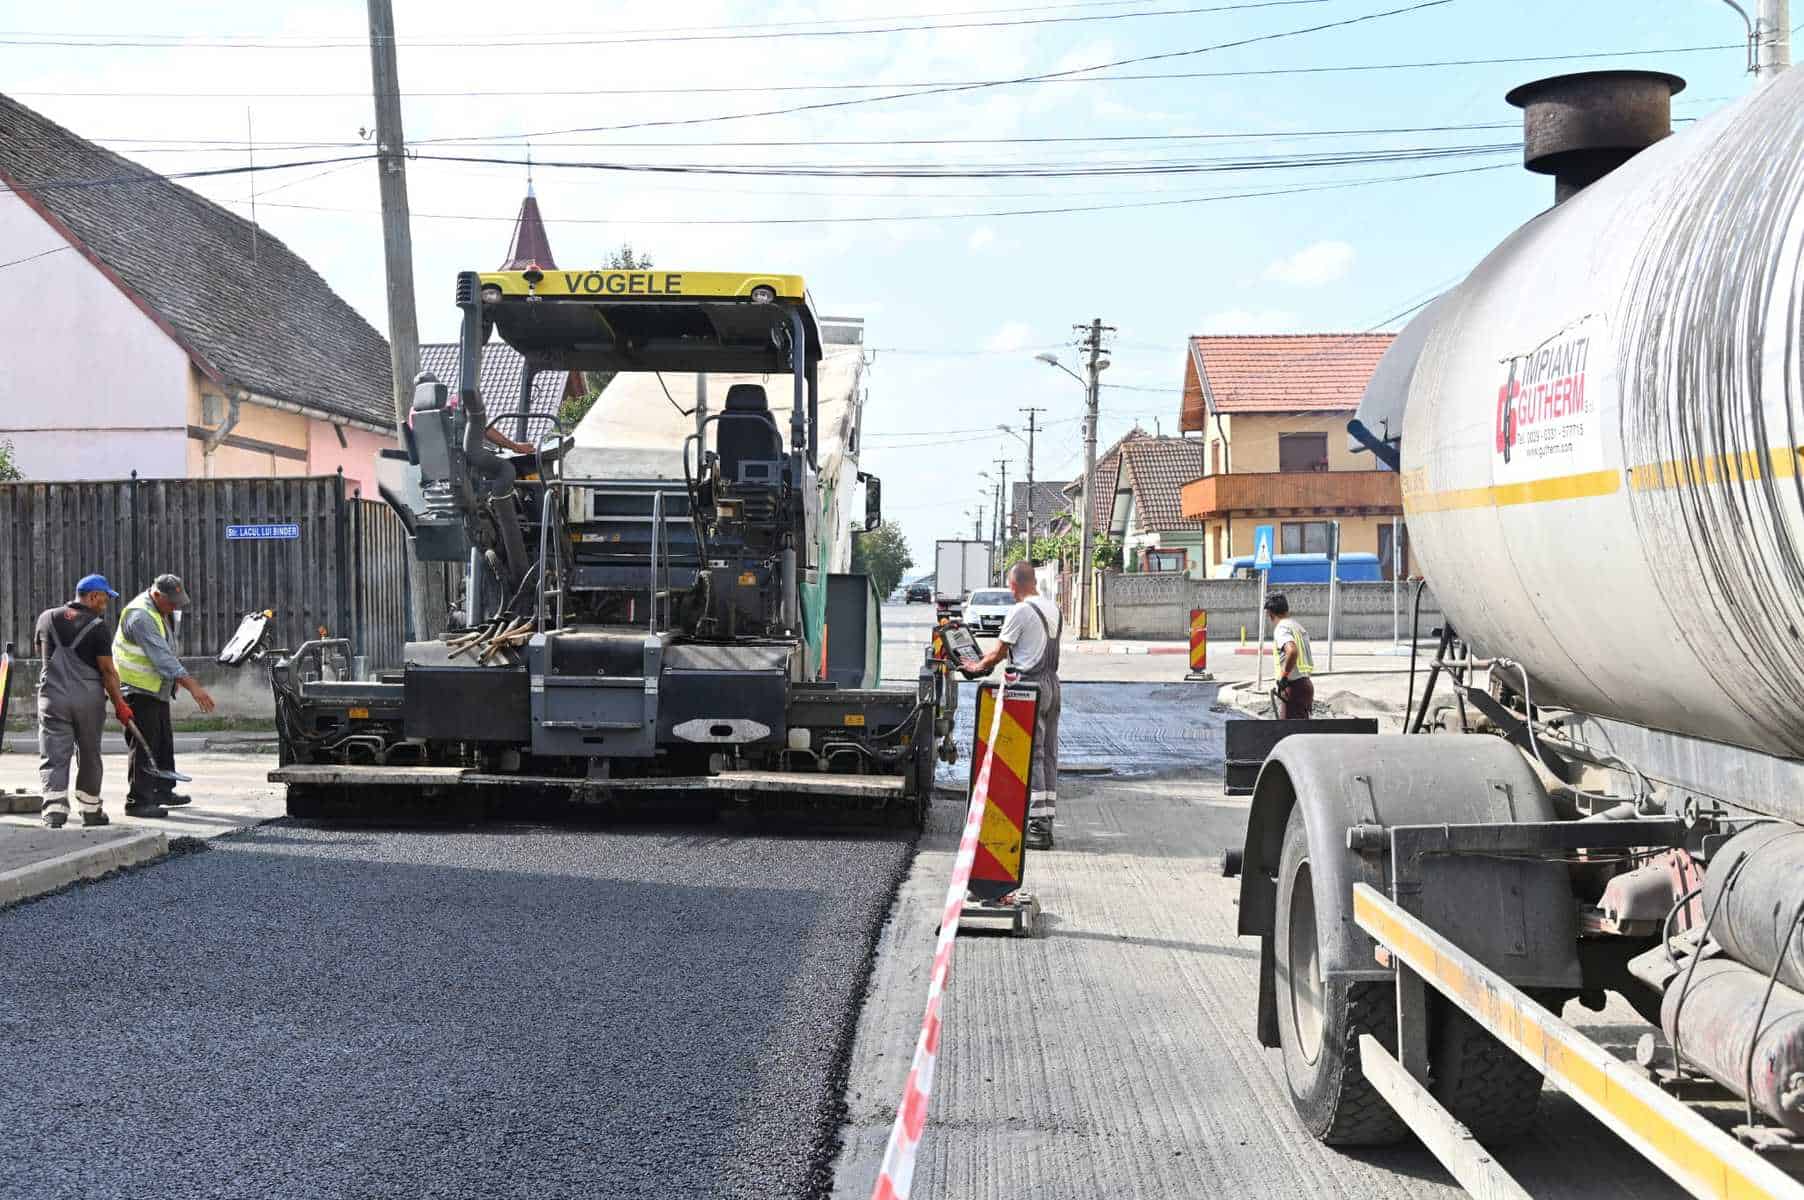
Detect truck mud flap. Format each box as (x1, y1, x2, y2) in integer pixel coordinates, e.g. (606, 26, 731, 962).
(1224, 717, 1377, 795)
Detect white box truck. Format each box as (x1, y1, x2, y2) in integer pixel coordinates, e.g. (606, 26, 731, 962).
(933, 539, 992, 611)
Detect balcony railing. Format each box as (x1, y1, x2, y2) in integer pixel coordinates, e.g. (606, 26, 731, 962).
(1180, 469, 1401, 518)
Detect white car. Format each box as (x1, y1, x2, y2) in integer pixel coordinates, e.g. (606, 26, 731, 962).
(964, 588, 1013, 637)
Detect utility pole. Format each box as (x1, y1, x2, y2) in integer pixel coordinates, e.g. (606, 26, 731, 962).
(973, 504, 984, 542)
(365, 0, 434, 638)
(1756, 0, 1792, 81)
(1075, 319, 1112, 639)
(1018, 406, 1043, 563)
(366, 0, 420, 438)
(993, 458, 1010, 569)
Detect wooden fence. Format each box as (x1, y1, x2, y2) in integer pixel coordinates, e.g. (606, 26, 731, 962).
(0, 475, 429, 670)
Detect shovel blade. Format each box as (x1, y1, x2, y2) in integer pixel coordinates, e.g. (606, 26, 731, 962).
(123, 720, 194, 782)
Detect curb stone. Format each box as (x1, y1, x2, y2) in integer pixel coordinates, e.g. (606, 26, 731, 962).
(0, 831, 169, 907)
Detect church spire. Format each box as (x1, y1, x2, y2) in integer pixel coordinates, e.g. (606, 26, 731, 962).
(500, 157, 555, 270)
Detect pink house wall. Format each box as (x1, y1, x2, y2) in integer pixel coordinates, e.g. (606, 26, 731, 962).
(308, 421, 394, 496)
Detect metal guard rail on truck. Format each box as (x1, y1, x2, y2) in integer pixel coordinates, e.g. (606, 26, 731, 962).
(1351, 882, 1802, 1200)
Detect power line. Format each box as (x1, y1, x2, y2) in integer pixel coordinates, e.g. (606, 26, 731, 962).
(229, 163, 1509, 227)
(409, 0, 1459, 144)
(5, 42, 1742, 101)
(0, 245, 75, 272)
(0, 152, 377, 194)
(415, 141, 1515, 179)
(34, 121, 1523, 153)
(0, 0, 1231, 44)
(0, 1, 1333, 50)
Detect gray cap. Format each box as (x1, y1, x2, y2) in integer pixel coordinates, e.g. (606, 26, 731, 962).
(153, 573, 190, 609)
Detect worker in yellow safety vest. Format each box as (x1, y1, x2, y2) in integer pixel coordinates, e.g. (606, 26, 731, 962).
(112, 574, 215, 817)
(1264, 592, 1315, 720)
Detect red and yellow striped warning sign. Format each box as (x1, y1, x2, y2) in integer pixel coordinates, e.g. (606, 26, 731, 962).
(1189, 609, 1208, 673)
(967, 683, 1038, 901)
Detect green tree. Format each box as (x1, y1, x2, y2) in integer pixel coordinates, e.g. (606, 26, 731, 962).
(1001, 527, 1117, 573)
(851, 521, 915, 598)
(0, 438, 21, 482)
(557, 244, 655, 429)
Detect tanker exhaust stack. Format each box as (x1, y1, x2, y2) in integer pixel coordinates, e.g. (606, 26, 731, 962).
(1506, 70, 1686, 203)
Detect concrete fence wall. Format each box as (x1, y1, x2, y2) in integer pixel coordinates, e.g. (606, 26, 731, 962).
(1099, 572, 1442, 641)
(4, 654, 277, 723)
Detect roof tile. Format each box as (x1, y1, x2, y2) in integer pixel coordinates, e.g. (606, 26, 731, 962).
(1181, 333, 1395, 430)
(0, 93, 395, 428)
(1119, 437, 1206, 533)
(417, 342, 571, 419)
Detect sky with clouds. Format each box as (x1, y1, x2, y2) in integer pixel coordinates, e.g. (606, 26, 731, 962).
(2, 1, 1768, 563)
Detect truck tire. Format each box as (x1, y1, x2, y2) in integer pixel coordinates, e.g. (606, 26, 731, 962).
(1274, 804, 1409, 1146)
(1431, 1004, 1543, 1144)
(898, 712, 935, 832)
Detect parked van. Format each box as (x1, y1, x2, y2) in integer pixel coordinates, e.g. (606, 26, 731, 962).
(1225, 552, 1383, 583)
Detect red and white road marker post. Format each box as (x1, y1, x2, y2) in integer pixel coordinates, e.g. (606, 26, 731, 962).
(868, 682, 1024, 1200)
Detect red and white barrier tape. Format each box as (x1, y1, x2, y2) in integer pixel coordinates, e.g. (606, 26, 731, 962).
(869, 683, 1013, 1200)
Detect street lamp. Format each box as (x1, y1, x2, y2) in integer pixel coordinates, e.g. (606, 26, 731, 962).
(997, 422, 1037, 564)
(1035, 350, 1101, 638)
(1035, 351, 1086, 387)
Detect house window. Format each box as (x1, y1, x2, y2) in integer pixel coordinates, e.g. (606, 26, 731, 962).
(1210, 440, 1222, 476)
(1278, 432, 1329, 473)
(1212, 524, 1224, 563)
(1146, 548, 1187, 573)
(1281, 521, 1332, 555)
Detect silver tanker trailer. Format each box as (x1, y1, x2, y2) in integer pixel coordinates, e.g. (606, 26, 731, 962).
(1230, 64, 1804, 1197)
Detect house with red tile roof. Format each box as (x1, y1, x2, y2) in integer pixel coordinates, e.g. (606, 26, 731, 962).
(1058, 429, 1210, 577)
(1177, 333, 1407, 578)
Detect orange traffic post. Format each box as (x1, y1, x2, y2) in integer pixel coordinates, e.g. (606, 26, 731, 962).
(1186, 609, 1214, 681)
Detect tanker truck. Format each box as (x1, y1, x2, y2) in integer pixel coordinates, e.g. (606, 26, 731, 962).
(1229, 68, 1804, 1196)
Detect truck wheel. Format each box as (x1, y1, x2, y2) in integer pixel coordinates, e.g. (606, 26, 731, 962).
(1431, 1004, 1543, 1144)
(899, 712, 935, 832)
(1274, 804, 1409, 1146)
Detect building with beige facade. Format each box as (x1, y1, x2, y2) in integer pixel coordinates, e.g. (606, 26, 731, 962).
(1177, 333, 1407, 577)
(0, 94, 395, 491)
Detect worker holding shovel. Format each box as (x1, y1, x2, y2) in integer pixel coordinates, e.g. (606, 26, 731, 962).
(112, 574, 214, 818)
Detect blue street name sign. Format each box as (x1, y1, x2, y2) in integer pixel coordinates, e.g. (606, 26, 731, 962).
(225, 523, 301, 541)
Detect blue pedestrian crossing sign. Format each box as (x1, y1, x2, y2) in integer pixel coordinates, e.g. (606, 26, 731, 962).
(1253, 524, 1274, 571)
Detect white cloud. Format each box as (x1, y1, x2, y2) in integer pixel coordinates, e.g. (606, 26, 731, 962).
(1198, 308, 1298, 335)
(967, 227, 996, 252)
(983, 321, 1035, 352)
(1262, 240, 1356, 288)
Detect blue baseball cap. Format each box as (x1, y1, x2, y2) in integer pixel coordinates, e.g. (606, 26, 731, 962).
(76, 574, 119, 598)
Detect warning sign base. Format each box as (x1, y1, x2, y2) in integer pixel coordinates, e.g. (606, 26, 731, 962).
(1184, 670, 1215, 682)
(960, 890, 1041, 938)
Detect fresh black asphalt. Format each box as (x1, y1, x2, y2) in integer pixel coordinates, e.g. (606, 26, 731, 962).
(0, 820, 913, 1200)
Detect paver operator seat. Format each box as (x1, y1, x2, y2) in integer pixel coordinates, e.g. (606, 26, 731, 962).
(718, 383, 782, 481)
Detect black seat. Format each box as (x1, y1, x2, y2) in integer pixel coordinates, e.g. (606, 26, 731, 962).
(717, 383, 782, 478)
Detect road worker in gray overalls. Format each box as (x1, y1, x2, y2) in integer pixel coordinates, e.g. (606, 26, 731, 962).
(960, 561, 1062, 850)
(34, 574, 134, 829)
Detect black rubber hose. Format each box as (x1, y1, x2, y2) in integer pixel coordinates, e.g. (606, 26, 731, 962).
(1404, 578, 1429, 732)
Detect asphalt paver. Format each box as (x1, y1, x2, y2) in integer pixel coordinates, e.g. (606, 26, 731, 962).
(0, 819, 913, 1200)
